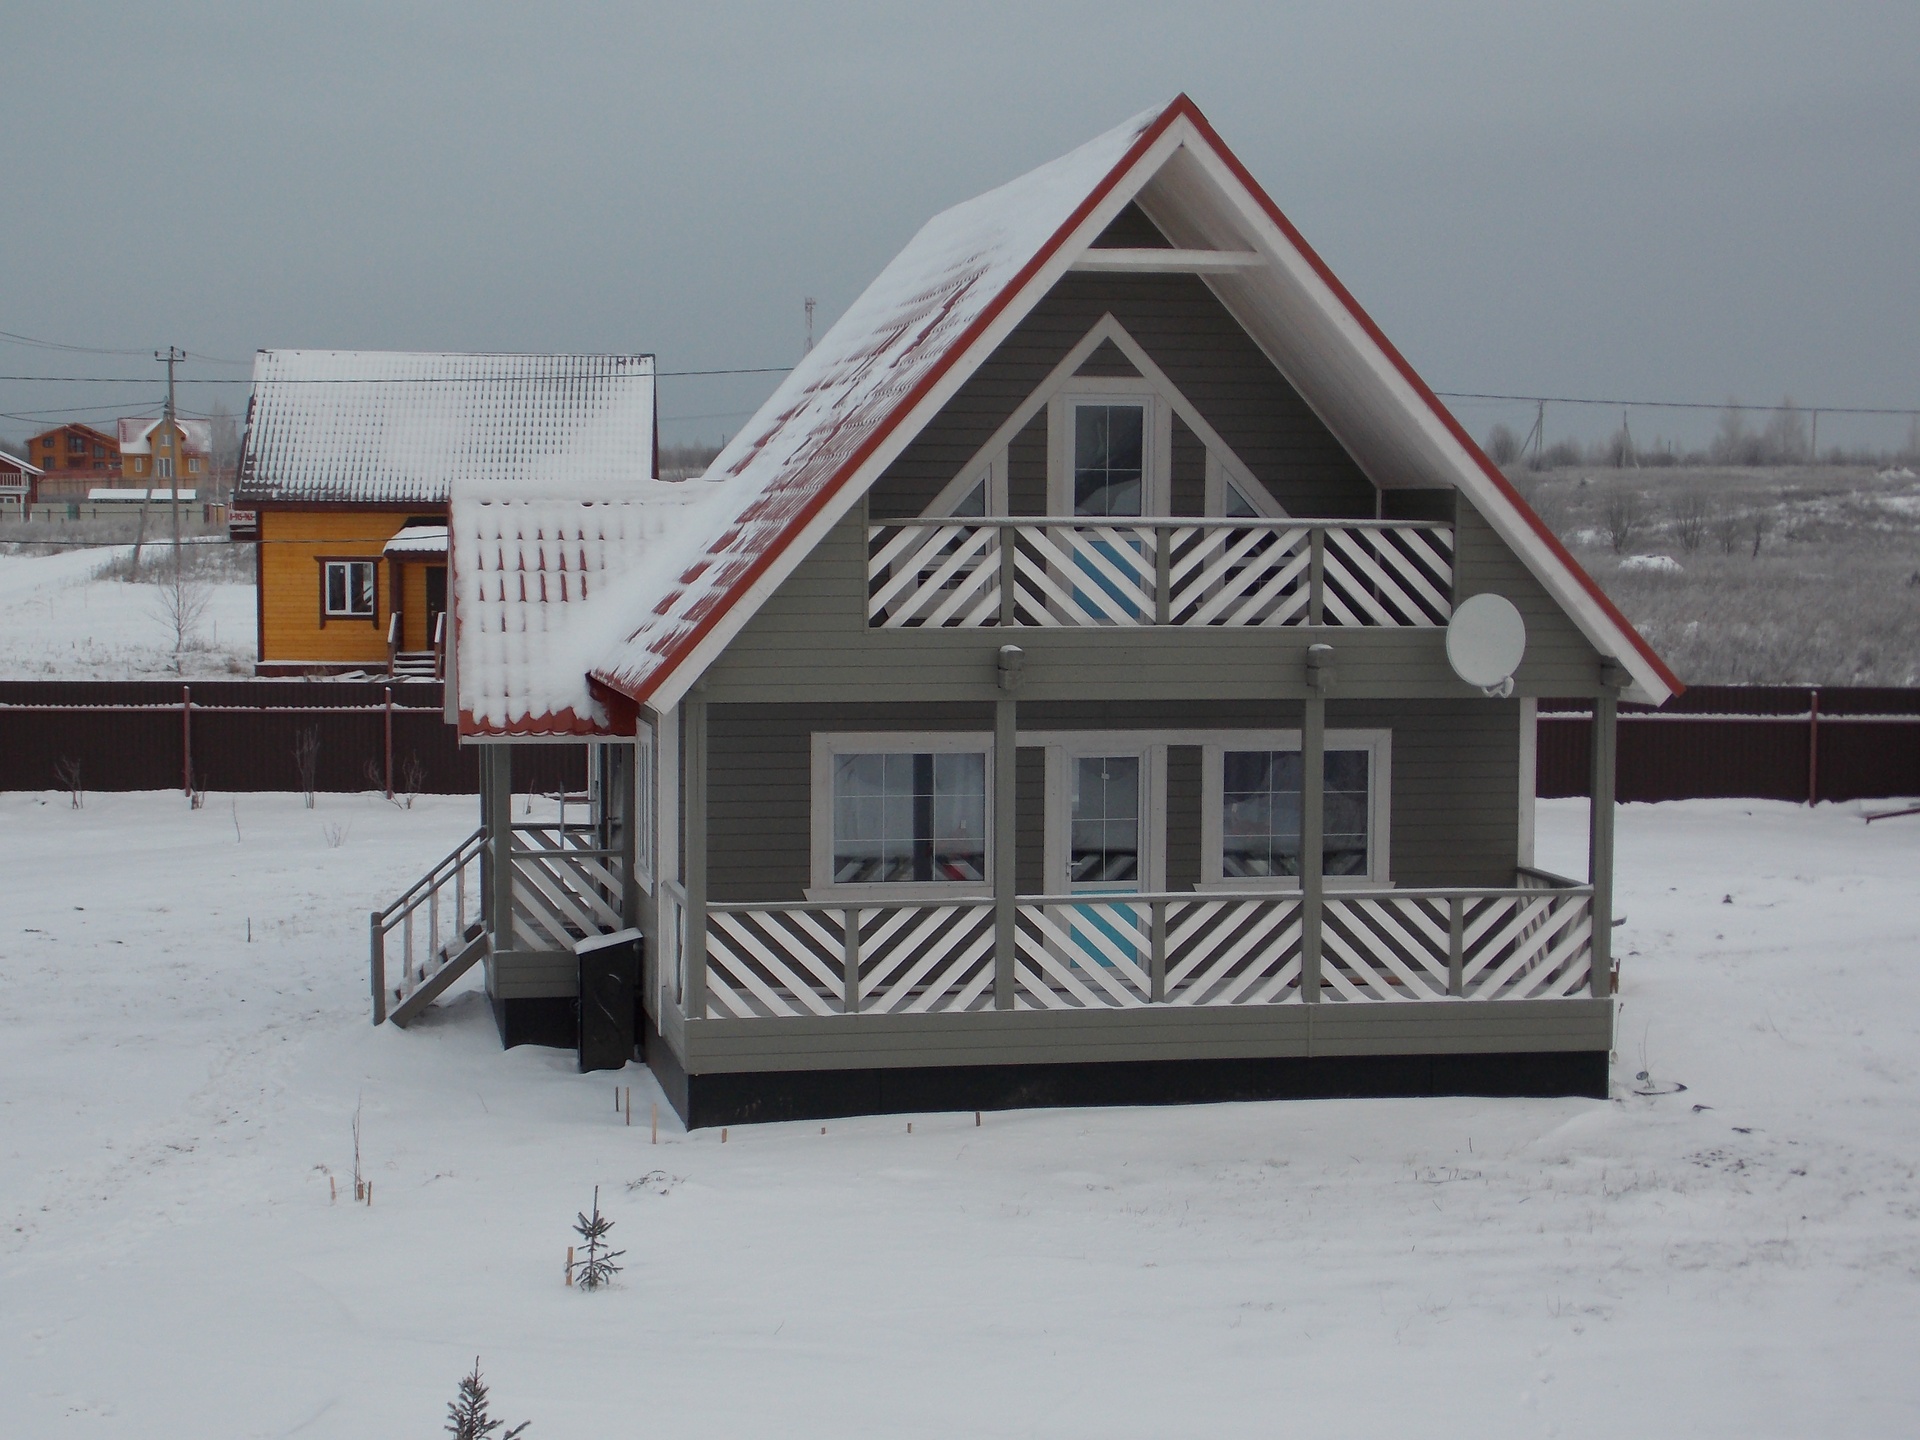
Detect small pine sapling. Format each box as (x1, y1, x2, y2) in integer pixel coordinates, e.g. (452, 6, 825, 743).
(571, 1185, 625, 1291)
(445, 1356, 530, 1439)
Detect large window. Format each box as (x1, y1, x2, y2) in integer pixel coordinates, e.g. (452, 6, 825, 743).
(811, 734, 990, 896)
(322, 560, 377, 618)
(1202, 731, 1390, 886)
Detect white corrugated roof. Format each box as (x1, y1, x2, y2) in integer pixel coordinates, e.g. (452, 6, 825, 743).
(238, 351, 655, 506)
(452, 481, 735, 736)
(384, 524, 449, 556)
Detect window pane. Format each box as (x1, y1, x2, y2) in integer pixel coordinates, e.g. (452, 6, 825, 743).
(351, 563, 375, 615)
(833, 749, 986, 884)
(1073, 404, 1144, 517)
(1070, 754, 1140, 883)
(326, 564, 346, 614)
(1220, 748, 1369, 878)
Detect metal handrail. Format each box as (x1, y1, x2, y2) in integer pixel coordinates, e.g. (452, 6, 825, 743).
(371, 826, 488, 1023)
(708, 878, 1593, 914)
(377, 826, 486, 923)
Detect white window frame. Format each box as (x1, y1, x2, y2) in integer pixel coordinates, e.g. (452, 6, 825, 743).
(1047, 379, 1170, 518)
(1037, 734, 1168, 895)
(1199, 729, 1392, 889)
(322, 559, 377, 618)
(809, 732, 995, 901)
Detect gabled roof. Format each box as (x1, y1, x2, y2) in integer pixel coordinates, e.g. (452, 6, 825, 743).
(577, 95, 1678, 707)
(0, 452, 43, 477)
(238, 351, 655, 507)
(28, 421, 117, 447)
(118, 416, 212, 457)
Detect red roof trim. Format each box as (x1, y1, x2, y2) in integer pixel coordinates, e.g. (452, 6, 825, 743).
(605, 102, 1187, 708)
(1174, 102, 1681, 696)
(458, 703, 626, 740)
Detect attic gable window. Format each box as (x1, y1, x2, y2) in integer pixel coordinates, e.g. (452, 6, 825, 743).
(1072, 403, 1145, 516)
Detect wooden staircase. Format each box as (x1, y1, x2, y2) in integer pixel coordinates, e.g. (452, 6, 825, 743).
(371, 828, 489, 1026)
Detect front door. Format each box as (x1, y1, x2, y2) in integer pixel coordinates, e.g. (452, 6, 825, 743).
(425, 565, 448, 643)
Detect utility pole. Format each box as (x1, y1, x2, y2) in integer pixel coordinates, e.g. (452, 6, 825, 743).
(803, 297, 816, 355)
(158, 346, 184, 583)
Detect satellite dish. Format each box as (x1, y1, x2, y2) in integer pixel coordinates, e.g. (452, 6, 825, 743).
(1447, 593, 1527, 697)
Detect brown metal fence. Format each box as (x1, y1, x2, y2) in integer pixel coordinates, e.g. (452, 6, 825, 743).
(2, 681, 1914, 802)
(0, 681, 586, 794)
(1540, 686, 1920, 803)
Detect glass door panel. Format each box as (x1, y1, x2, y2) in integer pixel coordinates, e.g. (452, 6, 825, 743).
(1069, 753, 1146, 971)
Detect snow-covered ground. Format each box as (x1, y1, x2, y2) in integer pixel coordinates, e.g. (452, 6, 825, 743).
(2, 793, 1917, 1436)
(0, 545, 254, 678)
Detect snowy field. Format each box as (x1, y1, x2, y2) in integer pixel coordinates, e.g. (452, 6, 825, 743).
(2, 793, 1918, 1436)
(0, 545, 254, 679)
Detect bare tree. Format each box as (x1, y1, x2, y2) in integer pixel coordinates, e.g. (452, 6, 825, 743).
(1482, 423, 1520, 467)
(1601, 489, 1648, 554)
(1670, 491, 1711, 555)
(1712, 510, 1746, 555)
(1749, 509, 1772, 558)
(54, 756, 83, 809)
(293, 726, 321, 808)
(1762, 397, 1808, 464)
(147, 568, 214, 672)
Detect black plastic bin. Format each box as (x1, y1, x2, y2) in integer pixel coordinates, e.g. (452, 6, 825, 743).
(575, 928, 642, 1072)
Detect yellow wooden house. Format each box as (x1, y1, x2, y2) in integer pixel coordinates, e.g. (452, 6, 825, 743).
(236, 350, 656, 675)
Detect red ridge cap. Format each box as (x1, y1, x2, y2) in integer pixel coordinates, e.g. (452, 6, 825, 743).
(1176, 101, 1682, 698)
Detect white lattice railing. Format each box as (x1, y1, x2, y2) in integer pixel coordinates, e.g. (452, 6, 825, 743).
(509, 823, 625, 953)
(696, 873, 1591, 1019)
(704, 898, 999, 1020)
(866, 518, 1453, 629)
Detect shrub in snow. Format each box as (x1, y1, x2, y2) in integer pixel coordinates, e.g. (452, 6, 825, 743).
(444, 1357, 529, 1439)
(1619, 554, 1683, 574)
(571, 1185, 625, 1291)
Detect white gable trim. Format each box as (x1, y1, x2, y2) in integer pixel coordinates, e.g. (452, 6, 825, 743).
(921, 313, 1280, 520)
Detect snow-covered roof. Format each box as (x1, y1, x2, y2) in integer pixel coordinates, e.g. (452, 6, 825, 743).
(117, 416, 212, 457)
(564, 95, 1675, 709)
(452, 480, 735, 737)
(384, 524, 449, 557)
(0, 453, 43, 477)
(238, 351, 655, 507)
(87, 488, 196, 502)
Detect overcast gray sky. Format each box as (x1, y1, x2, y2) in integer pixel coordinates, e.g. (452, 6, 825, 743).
(4, 2, 1916, 452)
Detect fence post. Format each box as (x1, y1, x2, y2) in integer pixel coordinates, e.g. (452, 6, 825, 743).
(180, 685, 193, 795)
(1807, 687, 1820, 806)
(384, 685, 394, 800)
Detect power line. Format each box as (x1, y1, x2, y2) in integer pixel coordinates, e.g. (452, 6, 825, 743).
(1433, 390, 1918, 418)
(0, 365, 794, 384)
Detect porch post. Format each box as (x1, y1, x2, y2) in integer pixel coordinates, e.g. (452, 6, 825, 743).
(486, 744, 513, 954)
(1300, 645, 1334, 1003)
(1588, 673, 1619, 998)
(683, 688, 709, 1021)
(994, 645, 1023, 1010)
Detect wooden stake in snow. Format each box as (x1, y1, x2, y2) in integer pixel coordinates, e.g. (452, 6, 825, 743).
(364, 1181, 372, 1207)
(975, 1111, 982, 1127)
(625, 1087, 631, 1127)
(329, 1175, 336, 1204)
(721, 1128, 728, 1143)
(651, 1102, 658, 1145)
(566, 1245, 575, 1286)
(907, 1122, 912, 1134)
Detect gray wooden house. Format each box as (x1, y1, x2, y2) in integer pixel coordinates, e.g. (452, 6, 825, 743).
(371, 96, 1679, 1128)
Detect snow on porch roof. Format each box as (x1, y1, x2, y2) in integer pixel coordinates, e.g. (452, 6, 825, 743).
(453, 480, 737, 738)
(239, 351, 655, 507)
(580, 95, 1677, 709)
(384, 524, 448, 557)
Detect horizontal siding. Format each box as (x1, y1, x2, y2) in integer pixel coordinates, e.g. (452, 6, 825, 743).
(680, 998, 1614, 1074)
(1452, 497, 1603, 689)
(867, 272, 1375, 521)
(258, 507, 420, 665)
(702, 698, 1520, 899)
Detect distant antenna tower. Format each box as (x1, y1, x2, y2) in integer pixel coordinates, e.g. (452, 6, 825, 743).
(804, 296, 817, 355)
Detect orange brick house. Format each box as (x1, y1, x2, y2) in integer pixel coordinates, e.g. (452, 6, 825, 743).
(117, 416, 212, 489)
(236, 351, 656, 676)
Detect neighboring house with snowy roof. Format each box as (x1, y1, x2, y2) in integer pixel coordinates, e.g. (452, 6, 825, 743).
(379, 96, 1675, 1129)
(236, 350, 656, 676)
(0, 449, 43, 514)
(117, 415, 211, 488)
